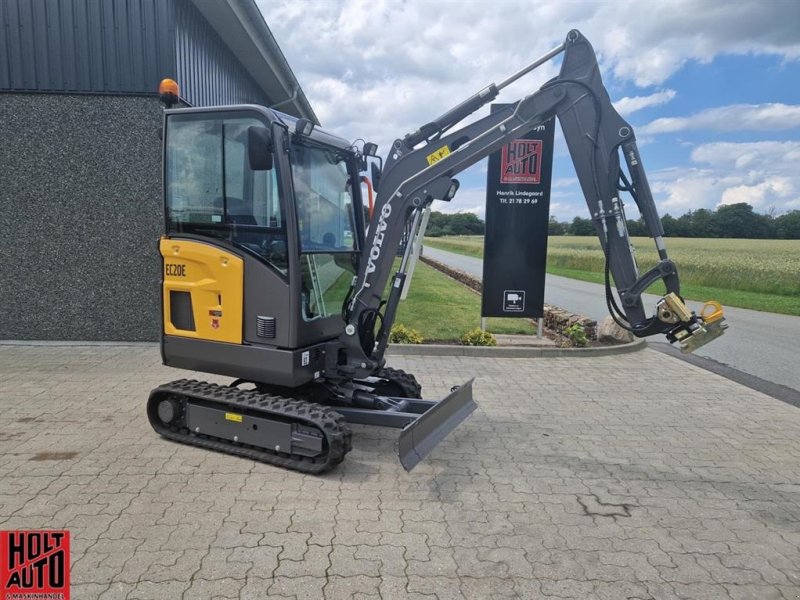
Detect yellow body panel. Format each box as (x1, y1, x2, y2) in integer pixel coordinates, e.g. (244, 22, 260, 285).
(160, 238, 244, 344)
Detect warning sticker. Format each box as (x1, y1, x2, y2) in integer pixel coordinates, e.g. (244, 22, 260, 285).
(1, 530, 70, 600)
(224, 413, 242, 423)
(426, 145, 451, 166)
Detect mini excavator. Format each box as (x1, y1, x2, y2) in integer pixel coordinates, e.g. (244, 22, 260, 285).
(148, 30, 727, 473)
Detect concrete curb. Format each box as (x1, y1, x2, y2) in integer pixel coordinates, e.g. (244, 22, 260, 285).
(0, 340, 159, 347)
(386, 337, 647, 358)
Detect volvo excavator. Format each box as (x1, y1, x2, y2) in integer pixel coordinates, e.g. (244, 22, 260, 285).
(148, 30, 727, 474)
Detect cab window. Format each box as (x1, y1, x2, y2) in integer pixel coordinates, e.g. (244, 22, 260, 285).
(291, 143, 358, 253)
(165, 114, 287, 275)
(291, 142, 359, 321)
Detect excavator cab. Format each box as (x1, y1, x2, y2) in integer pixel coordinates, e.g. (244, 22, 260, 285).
(159, 106, 367, 384)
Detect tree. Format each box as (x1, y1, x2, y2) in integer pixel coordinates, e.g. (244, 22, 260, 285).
(568, 216, 594, 236)
(661, 214, 678, 237)
(625, 217, 647, 237)
(776, 211, 800, 239)
(688, 208, 715, 238)
(449, 212, 485, 235)
(548, 216, 567, 236)
(674, 213, 694, 237)
(425, 211, 484, 236)
(711, 203, 761, 238)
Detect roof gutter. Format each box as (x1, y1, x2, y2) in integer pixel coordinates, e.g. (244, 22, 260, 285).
(189, 0, 319, 124)
(231, 0, 319, 124)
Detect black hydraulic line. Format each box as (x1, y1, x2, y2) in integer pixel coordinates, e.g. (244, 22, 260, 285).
(617, 169, 634, 193)
(604, 243, 635, 331)
(542, 78, 635, 329)
(374, 272, 407, 359)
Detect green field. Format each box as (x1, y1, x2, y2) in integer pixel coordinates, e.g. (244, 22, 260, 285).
(423, 235, 800, 316)
(394, 261, 536, 341)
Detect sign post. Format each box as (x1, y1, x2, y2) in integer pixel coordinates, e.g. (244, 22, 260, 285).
(481, 104, 555, 319)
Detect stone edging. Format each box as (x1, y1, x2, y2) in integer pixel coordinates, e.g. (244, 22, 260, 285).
(387, 337, 646, 358)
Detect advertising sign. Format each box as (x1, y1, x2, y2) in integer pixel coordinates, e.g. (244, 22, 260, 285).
(481, 104, 555, 318)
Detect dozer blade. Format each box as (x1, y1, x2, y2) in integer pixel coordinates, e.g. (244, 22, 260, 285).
(398, 378, 477, 471)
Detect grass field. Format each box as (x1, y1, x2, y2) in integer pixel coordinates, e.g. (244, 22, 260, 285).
(423, 235, 800, 316)
(394, 261, 536, 341)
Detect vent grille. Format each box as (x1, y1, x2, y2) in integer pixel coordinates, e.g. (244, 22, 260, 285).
(256, 316, 276, 338)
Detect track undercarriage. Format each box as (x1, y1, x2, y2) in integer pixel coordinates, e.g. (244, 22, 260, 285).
(147, 369, 476, 473)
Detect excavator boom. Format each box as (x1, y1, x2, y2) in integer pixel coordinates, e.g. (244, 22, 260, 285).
(337, 29, 727, 379)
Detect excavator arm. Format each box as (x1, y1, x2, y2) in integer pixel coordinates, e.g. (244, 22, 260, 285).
(336, 29, 726, 379)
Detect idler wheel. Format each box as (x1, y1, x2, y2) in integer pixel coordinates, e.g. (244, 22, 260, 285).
(157, 399, 180, 424)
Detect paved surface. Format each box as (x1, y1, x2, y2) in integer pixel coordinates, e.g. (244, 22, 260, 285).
(422, 246, 800, 392)
(2, 345, 800, 599)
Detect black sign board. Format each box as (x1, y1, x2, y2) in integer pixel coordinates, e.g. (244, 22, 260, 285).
(481, 104, 555, 318)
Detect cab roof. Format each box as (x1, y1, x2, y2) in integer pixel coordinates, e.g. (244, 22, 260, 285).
(273, 109, 352, 151)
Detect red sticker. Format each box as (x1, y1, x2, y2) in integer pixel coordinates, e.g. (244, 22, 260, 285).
(1, 530, 70, 600)
(500, 139, 542, 185)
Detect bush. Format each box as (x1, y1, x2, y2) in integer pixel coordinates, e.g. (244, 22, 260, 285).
(562, 322, 588, 347)
(389, 324, 424, 344)
(460, 328, 497, 346)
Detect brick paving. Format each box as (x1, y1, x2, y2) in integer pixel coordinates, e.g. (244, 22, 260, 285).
(1, 344, 799, 599)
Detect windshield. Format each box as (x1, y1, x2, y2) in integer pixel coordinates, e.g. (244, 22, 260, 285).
(291, 143, 358, 253)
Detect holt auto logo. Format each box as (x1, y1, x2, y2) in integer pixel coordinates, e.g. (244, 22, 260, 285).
(500, 139, 542, 185)
(1, 530, 70, 600)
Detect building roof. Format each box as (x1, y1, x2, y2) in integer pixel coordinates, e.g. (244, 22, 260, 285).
(190, 0, 318, 124)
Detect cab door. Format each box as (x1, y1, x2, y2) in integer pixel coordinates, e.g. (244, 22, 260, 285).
(162, 109, 293, 348)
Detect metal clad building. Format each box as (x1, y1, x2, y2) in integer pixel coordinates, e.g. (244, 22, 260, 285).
(175, 0, 266, 106)
(0, 0, 316, 341)
(0, 0, 173, 94)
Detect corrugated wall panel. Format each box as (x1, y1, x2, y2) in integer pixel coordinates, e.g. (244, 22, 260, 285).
(0, 1, 9, 88)
(174, 0, 268, 107)
(0, 0, 174, 94)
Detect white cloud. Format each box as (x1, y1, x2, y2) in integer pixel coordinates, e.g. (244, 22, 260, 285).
(595, 2, 800, 86)
(690, 140, 800, 166)
(613, 89, 676, 116)
(260, 0, 800, 147)
(432, 187, 489, 220)
(258, 0, 800, 217)
(651, 141, 800, 213)
(720, 179, 794, 207)
(642, 103, 800, 134)
(552, 177, 578, 189)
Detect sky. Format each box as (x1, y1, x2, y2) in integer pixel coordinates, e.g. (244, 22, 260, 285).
(259, 0, 800, 221)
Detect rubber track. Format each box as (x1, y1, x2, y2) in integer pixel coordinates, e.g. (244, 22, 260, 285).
(377, 367, 422, 399)
(148, 379, 352, 474)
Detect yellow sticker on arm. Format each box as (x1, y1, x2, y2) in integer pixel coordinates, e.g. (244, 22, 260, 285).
(426, 145, 450, 165)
